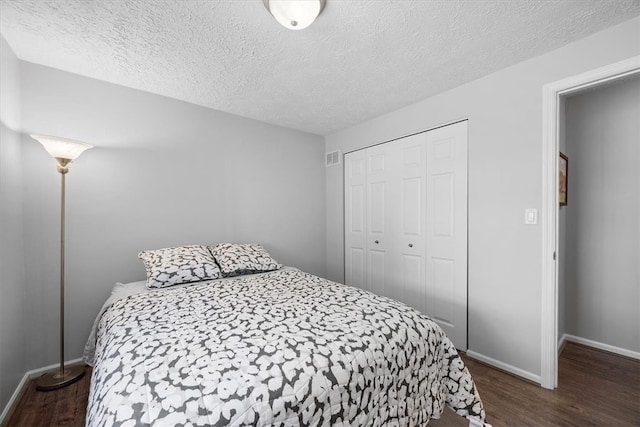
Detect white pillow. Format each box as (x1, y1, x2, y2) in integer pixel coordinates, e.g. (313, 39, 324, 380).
(138, 245, 222, 289)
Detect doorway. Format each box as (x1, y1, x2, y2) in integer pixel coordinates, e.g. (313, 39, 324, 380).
(559, 75, 640, 359)
(540, 56, 640, 389)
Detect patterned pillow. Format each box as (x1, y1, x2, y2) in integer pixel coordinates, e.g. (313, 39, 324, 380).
(209, 243, 282, 277)
(138, 245, 222, 289)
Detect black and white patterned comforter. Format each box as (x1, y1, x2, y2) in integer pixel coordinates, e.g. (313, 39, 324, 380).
(86, 269, 488, 426)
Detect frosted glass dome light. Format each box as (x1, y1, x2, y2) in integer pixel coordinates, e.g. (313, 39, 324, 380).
(31, 134, 93, 166)
(264, 0, 326, 30)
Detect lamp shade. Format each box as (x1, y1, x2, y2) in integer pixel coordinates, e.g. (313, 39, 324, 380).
(31, 134, 93, 161)
(264, 0, 325, 30)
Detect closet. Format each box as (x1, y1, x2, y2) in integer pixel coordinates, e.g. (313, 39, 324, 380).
(344, 120, 468, 350)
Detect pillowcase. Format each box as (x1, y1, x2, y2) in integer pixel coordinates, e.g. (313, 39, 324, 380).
(209, 243, 282, 277)
(138, 245, 222, 289)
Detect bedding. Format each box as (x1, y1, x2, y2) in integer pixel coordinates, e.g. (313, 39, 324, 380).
(85, 269, 489, 426)
(210, 243, 283, 277)
(138, 245, 222, 288)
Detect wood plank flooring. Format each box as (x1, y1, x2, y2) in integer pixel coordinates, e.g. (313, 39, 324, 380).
(2, 365, 91, 427)
(432, 342, 640, 426)
(3, 342, 639, 426)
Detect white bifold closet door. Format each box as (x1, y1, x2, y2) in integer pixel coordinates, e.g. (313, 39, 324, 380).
(344, 120, 468, 350)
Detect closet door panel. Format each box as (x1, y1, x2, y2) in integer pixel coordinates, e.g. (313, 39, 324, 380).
(396, 134, 427, 312)
(402, 178, 422, 235)
(344, 150, 367, 290)
(348, 248, 366, 288)
(367, 144, 395, 298)
(432, 257, 455, 325)
(425, 121, 468, 350)
(433, 173, 454, 238)
(369, 181, 386, 234)
(401, 254, 423, 311)
(368, 249, 387, 297)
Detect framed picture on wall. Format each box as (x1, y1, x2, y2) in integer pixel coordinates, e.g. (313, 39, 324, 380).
(559, 152, 568, 206)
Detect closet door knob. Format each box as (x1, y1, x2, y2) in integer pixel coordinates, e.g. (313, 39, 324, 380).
(408, 243, 413, 248)
(374, 240, 379, 244)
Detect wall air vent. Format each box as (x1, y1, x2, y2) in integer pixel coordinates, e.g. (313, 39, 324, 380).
(325, 150, 340, 167)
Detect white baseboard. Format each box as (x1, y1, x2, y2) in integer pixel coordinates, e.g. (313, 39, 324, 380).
(0, 372, 30, 426)
(465, 350, 541, 385)
(558, 333, 568, 354)
(0, 358, 84, 425)
(562, 334, 640, 360)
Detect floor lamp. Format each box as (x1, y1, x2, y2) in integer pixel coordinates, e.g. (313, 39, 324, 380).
(31, 134, 93, 391)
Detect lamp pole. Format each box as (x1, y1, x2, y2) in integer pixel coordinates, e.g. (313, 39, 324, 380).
(59, 165, 67, 379)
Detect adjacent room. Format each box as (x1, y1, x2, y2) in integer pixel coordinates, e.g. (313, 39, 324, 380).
(1, 1, 639, 426)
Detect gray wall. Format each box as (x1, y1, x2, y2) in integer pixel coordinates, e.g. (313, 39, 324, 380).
(0, 35, 26, 413)
(563, 76, 640, 353)
(18, 62, 326, 372)
(325, 17, 640, 379)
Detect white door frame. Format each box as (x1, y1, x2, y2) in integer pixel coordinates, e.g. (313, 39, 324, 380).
(540, 55, 640, 389)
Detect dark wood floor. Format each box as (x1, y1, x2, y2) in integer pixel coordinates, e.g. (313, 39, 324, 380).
(432, 342, 640, 426)
(2, 364, 92, 427)
(3, 342, 639, 426)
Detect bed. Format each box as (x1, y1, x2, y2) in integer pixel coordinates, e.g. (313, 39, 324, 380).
(84, 244, 489, 427)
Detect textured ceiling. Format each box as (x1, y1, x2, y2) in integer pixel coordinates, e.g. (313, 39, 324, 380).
(1, 0, 639, 135)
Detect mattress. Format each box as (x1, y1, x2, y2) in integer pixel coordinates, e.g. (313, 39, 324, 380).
(84, 268, 488, 426)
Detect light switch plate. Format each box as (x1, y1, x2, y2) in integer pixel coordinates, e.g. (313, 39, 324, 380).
(525, 208, 538, 225)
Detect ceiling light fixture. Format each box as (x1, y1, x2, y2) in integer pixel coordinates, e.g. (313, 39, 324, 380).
(263, 0, 326, 30)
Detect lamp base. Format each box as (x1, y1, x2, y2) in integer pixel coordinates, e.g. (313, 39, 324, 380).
(36, 364, 86, 391)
